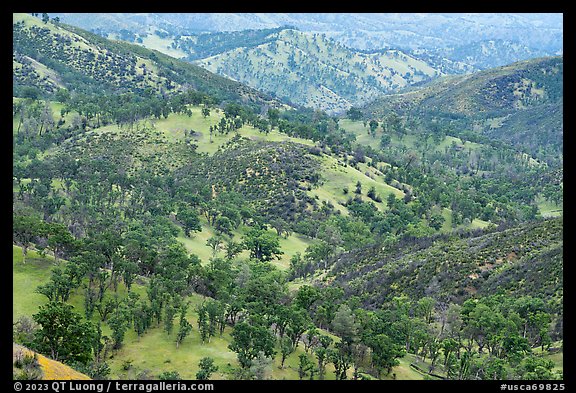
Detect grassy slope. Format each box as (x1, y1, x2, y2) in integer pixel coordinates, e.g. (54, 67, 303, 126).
(310, 155, 404, 215)
(13, 245, 427, 380)
(336, 118, 490, 228)
(13, 343, 91, 380)
(156, 108, 399, 218)
(13, 246, 51, 321)
(197, 29, 441, 114)
(176, 218, 313, 272)
(153, 107, 314, 155)
(13, 98, 75, 137)
(535, 195, 563, 218)
(15, 101, 494, 230)
(14, 104, 316, 272)
(136, 33, 188, 60)
(340, 118, 483, 154)
(159, 108, 415, 221)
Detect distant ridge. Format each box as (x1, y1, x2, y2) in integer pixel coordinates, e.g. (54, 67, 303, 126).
(361, 56, 563, 162)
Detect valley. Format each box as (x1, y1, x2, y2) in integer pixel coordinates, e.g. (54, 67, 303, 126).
(12, 12, 563, 383)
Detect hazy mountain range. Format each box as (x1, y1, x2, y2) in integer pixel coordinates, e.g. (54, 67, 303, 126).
(49, 13, 563, 53)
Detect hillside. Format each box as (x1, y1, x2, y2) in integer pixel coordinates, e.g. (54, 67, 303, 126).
(363, 56, 562, 116)
(168, 28, 288, 61)
(361, 56, 563, 163)
(435, 39, 552, 71)
(12, 13, 281, 108)
(196, 29, 441, 114)
(13, 343, 91, 380)
(11, 246, 427, 380)
(324, 217, 563, 309)
(45, 13, 562, 115)
(13, 13, 563, 382)
(406, 39, 552, 75)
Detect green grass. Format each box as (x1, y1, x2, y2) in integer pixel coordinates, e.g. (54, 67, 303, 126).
(153, 107, 314, 156)
(439, 207, 490, 233)
(13, 99, 79, 139)
(13, 245, 145, 325)
(535, 195, 563, 218)
(14, 244, 428, 380)
(401, 353, 444, 380)
(138, 34, 187, 60)
(107, 294, 353, 380)
(339, 119, 420, 152)
(107, 292, 239, 380)
(440, 208, 490, 233)
(546, 351, 564, 373)
(13, 246, 52, 321)
(470, 218, 491, 229)
(310, 154, 404, 216)
(277, 233, 314, 270)
(13, 178, 67, 194)
(177, 219, 313, 272)
(532, 342, 563, 373)
(339, 119, 379, 149)
(176, 219, 221, 265)
(340, 118, 484, 154)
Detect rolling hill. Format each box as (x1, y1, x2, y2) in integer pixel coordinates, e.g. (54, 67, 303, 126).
(12, 13, 563, 382)
(406, 39, 553, 75)
(196, 29, 441, 114)
(324, 217, 563, 310)
(361, 56, 563, 163)
(12, 13, 281, 108)
(43, 13, 562, 114)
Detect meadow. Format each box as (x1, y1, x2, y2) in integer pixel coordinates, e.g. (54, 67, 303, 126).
(13, 245, 431, 380)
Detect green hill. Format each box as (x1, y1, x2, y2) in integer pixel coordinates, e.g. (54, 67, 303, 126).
(325, 217, 563, 309)
(361, 56, 563, 162)
(196, 29, 442, 114)
(12, 246, 428, 380)
(12, 13, 563, 382)
(363, 56, 562, 116)
(12, 13, 280, 108)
